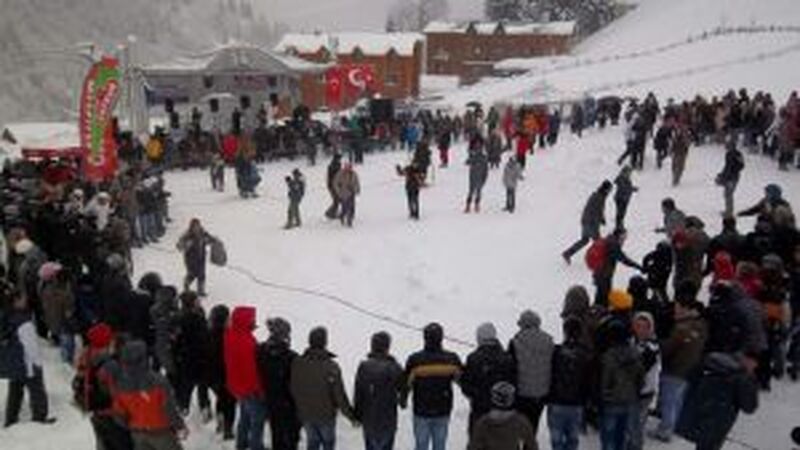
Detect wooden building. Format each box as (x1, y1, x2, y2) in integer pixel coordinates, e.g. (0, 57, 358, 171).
(424, 21, 576, 85)
(275, 32, 425, 110)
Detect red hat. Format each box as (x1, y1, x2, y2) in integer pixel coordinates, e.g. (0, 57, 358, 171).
(87, 323, 114, 349)
(714, 252, 736, 282)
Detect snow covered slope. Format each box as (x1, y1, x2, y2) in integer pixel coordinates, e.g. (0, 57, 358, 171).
(439, 0, 800, 108)
(3, 125, 800, 450)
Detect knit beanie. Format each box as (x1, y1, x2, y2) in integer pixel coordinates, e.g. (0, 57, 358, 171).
(267, 317, 291, 343)
(476, 322, 497, 346)
(490, 382, 516, 410)
(608, 289, 633, 312)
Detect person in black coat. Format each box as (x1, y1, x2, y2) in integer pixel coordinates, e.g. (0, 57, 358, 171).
(562, 181, 613, 264)
(705, 216, 745, 276)
(547, 317, 592, 450)
(460, 323, 515, 434)
(207, 305, 235, 440)
(613, 166, 638, 230)
(716, 141, 745, 217)
(353, 331, 404, 450)
(642, 241, 673, 303)
(325, 154, 342, 220)
(176, 219, 216, 296)
(676, 352, 758, 450)
(256, 317, 301, 450)
(397, 163, 425, 220)
(99, 254, 133, 330)
(172, 291, 212, 417)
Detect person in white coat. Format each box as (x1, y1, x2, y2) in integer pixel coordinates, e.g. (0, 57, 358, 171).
(3, 292, 55, 427)
(84, 192, 113, 232)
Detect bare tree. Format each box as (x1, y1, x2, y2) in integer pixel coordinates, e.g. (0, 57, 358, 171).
(387, 0, 449, 31)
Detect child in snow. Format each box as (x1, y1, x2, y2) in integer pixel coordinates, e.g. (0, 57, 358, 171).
(284, 169, 305, 229)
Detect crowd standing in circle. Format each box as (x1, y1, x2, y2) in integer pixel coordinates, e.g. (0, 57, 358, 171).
(0, 86, 799, 450)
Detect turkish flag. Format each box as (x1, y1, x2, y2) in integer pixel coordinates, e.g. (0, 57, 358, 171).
(325, 67, 343, 107)
(344, 64, 376, 97)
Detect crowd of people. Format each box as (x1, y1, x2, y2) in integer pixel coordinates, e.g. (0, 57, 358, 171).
(1, 86, 800, 450)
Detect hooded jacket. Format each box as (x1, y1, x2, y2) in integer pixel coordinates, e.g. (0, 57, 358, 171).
(509, 315, 554, 399)
(224, 307, 262, 399)
(113, 341, 184, 433)
(461, 339, 515, 418)
(601, 342, 643, 406)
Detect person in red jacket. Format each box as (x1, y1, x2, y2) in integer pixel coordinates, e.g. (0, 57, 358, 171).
(516, 132, 531, 169)
(224, 306, 266, 450)
(113, 340, 187, 450)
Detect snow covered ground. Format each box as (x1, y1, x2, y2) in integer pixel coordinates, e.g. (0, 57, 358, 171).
(439, 0, 800, 109)
(3, 125, 800, 449)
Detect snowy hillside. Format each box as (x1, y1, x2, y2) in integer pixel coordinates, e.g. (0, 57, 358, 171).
(439, 0, 800, 108)
(3, 126, 800, 450)
(0, 0, 283, 126)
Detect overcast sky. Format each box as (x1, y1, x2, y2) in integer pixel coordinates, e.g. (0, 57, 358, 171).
(257, 0, 485, 31)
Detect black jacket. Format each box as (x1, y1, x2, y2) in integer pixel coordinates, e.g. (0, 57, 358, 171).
(174, 307, 211, 378)
(643, 243, 673, 289)
(402, 345, 462, 418)
(460, 340, 515, 417)
(547, 340, 592, 406)
(256, 338, 299, 418)
(353, 352, 404, 434)
(676, 352, 758, 447)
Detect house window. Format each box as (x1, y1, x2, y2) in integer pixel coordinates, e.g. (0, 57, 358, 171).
(352, 47, 364, 61)
(268, 76, 278, 88)
(433, 48, 450, 62)
(386, 72, 400, 86)
(473, 46, 482, 56)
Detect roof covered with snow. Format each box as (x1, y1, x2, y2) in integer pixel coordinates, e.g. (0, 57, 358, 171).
(143, 43, 329, 76)
(423, 21, 577, 36)
(274, 32, 424, 57)
(0, 122, 80, 160)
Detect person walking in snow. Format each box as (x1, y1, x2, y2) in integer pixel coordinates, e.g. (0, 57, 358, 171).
(671, 124, 691, 186)
(397, 162, 425, 220)
(176, 219, 218, 296)
(210, 153, 225, 192)
(285, 169, 306, 229)
(333, 163, 360, 227)
(465, 147, 489, 213)
(562, 180, 613, 264)
(592, 228, 644, 306)
(613, 166, 638, 230)
(716, 140, 745, 217)
(325, 154, 343, 220)
(502, 156, 524, 213)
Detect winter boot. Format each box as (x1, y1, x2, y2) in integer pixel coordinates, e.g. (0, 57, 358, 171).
(464, 202, 471, 213)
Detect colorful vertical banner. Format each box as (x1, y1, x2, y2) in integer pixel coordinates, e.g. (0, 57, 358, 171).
(79, 56, 121, 181)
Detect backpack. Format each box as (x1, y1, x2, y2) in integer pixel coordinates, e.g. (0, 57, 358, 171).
(210, 239, 227, 267)
(72, 354, 113, 412)
(585, 238, 608, 272)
